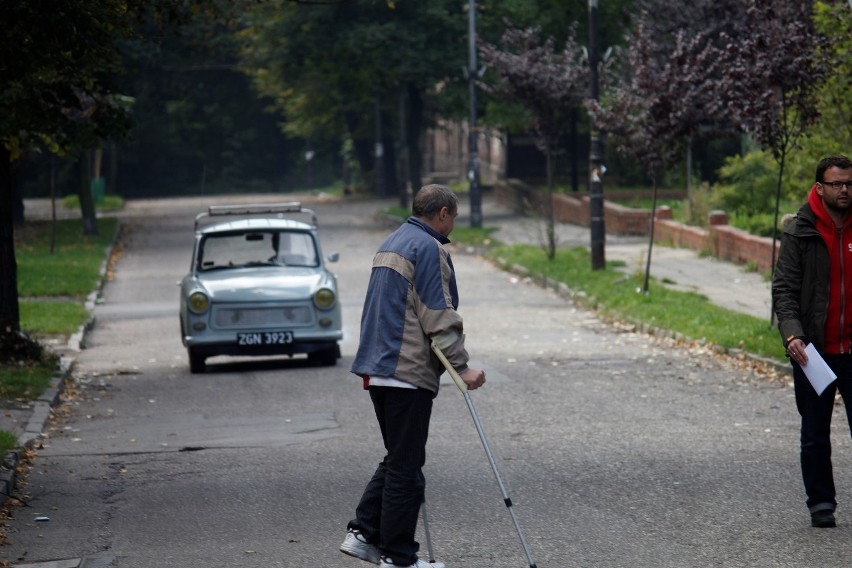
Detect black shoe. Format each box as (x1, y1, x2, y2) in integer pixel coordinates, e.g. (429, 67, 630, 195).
(811, 510, 837, 528)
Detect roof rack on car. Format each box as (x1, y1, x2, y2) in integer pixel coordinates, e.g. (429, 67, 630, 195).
(194, 202, 318, 229)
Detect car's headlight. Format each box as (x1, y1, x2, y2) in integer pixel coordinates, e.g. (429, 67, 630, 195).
(313, 288, 336, 310)
(188, 291, 209, 314)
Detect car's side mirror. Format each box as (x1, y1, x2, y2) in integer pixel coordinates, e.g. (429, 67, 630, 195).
(326, 252, 340, 263)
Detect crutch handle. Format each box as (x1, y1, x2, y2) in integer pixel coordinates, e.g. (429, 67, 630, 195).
(430, 341, 468, 393)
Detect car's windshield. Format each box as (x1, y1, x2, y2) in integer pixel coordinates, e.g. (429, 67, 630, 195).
(198, 230, 319, 270)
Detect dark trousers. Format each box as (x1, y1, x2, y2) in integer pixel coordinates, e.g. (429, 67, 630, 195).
(793, 354, 852, 512)
(349, 386, 434, 565)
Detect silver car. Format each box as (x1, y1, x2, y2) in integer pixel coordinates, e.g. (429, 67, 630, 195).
(179, 203, 342, 373)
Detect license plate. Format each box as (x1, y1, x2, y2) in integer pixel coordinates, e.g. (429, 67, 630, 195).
(237, 331, 294, 346)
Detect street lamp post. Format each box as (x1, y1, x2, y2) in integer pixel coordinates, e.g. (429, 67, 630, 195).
(467, 0, 482, 228)
(588, 0, 606, 270)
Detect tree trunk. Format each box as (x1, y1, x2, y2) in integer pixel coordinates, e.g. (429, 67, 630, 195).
(381, 129, 397, 198)
(343, 110, 374, 189)
(0, 146, 21, 337)
(12, 164, 24, 224)
(545, 150, 556, 260)
(642, 175, 659, 295)
(406, 83, 424, 193)
(107, 142, 118, 196)
(570, 108, 579, 193)
(397, 85, 409, 209)
(78, 151, 99, 236)
(769, 148, 787, 325)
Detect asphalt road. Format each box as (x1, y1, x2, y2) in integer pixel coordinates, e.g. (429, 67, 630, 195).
(3, 196, 852, 567)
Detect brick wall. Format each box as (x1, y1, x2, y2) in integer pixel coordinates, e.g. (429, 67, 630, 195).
(494, 180, 780, 272)
(494, 181, 651, 235)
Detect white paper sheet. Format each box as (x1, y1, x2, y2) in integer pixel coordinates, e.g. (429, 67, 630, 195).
(802, 343, 837, 396)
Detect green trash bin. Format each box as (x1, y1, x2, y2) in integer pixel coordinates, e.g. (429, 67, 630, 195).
(90, 177, 105, 205)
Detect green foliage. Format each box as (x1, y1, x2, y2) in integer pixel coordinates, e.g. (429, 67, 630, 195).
(711, 151, 804, 220)
(0, 0, 138, 157)
(788, 2, 852, 174)
(240, 1, 465, 134)
(683, 182, 712, 227)
(486, 244, 782, 360)
(108, 0, 304, 198)
(711, 152, 778, 216)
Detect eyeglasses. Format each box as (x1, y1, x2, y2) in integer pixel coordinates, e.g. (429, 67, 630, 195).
(820, 180, 852, 191)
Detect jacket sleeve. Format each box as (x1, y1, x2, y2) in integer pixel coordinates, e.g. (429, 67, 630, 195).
(772, 230, 804, 347)
(413, 241, 470, 371)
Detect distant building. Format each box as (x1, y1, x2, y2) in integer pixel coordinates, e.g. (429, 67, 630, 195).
(423, 118, 588, 191)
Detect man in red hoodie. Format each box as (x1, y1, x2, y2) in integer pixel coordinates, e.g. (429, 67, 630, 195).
(774, 154, 852, 528)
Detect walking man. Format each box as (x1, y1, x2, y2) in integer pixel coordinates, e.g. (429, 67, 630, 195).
(773, 154, 852, 528)
(340, 184, 486, 567)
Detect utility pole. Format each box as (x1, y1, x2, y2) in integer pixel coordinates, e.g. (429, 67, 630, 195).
(467, 0, 482, 228)
(588, 0, 606, 270)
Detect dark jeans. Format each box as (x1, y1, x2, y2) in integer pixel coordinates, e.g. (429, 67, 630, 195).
(349, 386, 434, 565)
(793, 354, 852, 513)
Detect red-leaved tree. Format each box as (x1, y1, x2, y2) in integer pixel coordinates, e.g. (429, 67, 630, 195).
(479, 21, 589, 259)
(712, 0, 830, 282)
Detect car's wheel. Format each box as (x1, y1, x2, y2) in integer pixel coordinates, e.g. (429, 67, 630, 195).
(188, 348, 206, 374)
(309, 346, 338, 367)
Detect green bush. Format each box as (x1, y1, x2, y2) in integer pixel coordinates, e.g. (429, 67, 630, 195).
(684, 182, 713, 227)
(710, 150, 807, 235)
(712, 152, 781, 217)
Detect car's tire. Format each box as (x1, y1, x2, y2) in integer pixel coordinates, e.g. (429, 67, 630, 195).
(188, 349, 206, 374)
(309, 346, 338, 367)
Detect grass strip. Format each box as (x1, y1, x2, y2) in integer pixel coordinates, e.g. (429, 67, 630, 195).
(16, 217, 118, 298)
(0, 363, 54, 400)
(19, 301, 91, 335)
(0, 215, 118, 452)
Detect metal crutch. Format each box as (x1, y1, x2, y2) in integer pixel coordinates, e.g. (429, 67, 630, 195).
(421, 499, 437, 564)
(431, 341, 538, 568)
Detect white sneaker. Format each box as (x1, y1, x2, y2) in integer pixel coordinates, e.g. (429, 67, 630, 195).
(380, 557, 446, 568)
(340, 529, 381, 564)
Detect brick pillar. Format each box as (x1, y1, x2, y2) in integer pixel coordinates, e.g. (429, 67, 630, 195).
(655, 205, 673, 220)
(708, 210, 728, 226)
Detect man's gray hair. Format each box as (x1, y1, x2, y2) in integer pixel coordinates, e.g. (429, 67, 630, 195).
(412, 184, 459, 218)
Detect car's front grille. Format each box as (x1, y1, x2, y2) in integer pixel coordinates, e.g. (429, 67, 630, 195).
(212, 305, 313, 329)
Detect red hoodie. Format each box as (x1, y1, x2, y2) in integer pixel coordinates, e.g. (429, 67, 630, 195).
(809, 185, 852, 354)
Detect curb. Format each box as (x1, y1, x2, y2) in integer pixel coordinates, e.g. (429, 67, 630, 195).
(0, 220, 120, 509)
